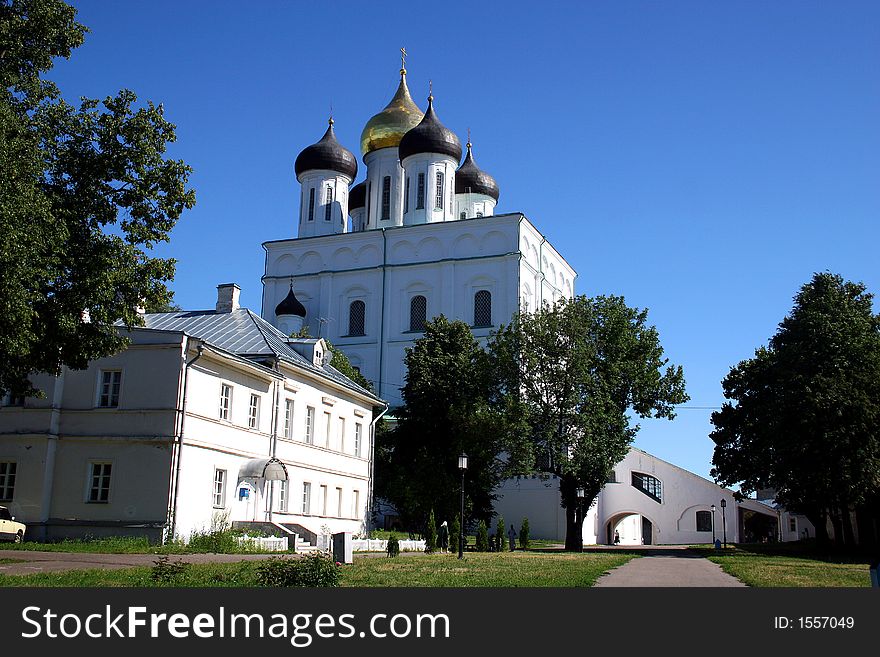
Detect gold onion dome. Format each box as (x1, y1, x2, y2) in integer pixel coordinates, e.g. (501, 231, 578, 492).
(360, 69, 424, 156)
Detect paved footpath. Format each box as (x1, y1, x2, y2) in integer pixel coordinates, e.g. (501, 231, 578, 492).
(591, 546, 746, 587)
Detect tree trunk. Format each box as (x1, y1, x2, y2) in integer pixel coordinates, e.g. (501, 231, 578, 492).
(806, 509, 830, 553)
(841, 505, 856, 549)
(559, 475, 583, 552)
(829, 509, 844, 550)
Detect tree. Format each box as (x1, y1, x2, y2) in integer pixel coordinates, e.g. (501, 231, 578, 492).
(375, 316, 511, 531)
(1, 0, 195, 396)
(490, 295, 688, 551)
(710, 273, 880, 550)
(424, 509, 437, 553)
(519, 517, 530, 550)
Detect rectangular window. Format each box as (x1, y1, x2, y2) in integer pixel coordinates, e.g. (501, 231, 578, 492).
(460, 211, 466, 220)
(277, 480, 288, 512)
(213, 469, 227, 508)
(338, 417, 346, 452)
(98, 370, 121, 408)
(416, 173, 425, 209)
(336, 487, 343, 518)
(324, 411, 332, 448)
(302, 482, 312, 514)
(404, 177, 410, 213)
(320, 484, 328, 516)
(308, 188, 315, 221)
(789, 517, 797, 532)
(352, 490, 360, 519)
(325, 184, 333, 221)
(248, 393, 260, 429)
(305, 406, 315, 444)
(219, 384, 232, 421)
(381, 176, 391, 220)
(354, 422, 363, 457)
(435, 171, 444, 209)
(0, 461, 16, 501)
(284, 399, 294, 439)
(88, 462, 112, 503)
(366, 182, 371, 222)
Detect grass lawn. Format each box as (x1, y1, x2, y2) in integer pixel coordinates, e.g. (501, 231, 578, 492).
(693, 544, 872, 587)
(0, 550, 638, 588)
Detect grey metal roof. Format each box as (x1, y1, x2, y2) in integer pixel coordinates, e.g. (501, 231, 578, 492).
(138, 309, 380, 402)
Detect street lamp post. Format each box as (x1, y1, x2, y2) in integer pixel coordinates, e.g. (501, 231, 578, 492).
(720, 499, 727, 548)
(458, 453, 468, 559)
(711, 504, 716, 545)
(576, 487, 584, 551)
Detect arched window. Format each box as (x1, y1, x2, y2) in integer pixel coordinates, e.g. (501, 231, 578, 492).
(409, 295, 427, 332)
(404, 177, 410, 213)
(381, 176, 391, 220)
(348, 300, 366, 336)
(473, 290, 492, 327)
(631, 472, 662, 502)
(696, 510, 712, 532)
(416, 173, 425, 209)
(460, 211, 467, 220)
(325, 185, 333, 221)
(435, 172, 444, 210)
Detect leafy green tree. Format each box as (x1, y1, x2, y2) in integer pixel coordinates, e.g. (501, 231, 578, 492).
(495, 515, 505, 553)
(490, 295, 688, 551)
(711, 273, 880, 549)
(0, 0, 195, 396)
(375, 316, 511, 530)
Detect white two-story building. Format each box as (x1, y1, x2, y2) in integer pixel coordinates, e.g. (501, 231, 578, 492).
(0, 283, 385, 544)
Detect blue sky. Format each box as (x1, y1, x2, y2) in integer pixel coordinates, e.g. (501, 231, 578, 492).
(52, 1, 880, 482)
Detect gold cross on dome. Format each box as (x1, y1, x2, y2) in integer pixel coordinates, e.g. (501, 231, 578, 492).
(400, 47, 407, 70)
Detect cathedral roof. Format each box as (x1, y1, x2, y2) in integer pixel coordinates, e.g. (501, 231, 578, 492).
(349, 180, 366, 211)
(294, 120, 358, 180)
(455, 141, 499, 201)
(398, 95, 462, 163)
(274, 284, 307, 317)
(360, 70, 424, 157)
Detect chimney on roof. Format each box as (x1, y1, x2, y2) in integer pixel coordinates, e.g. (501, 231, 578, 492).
(216, 283, 241, 313)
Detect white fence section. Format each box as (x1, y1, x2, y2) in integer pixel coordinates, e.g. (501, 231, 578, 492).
(236, 535, 289, 552)
(351, 539, 426, 552)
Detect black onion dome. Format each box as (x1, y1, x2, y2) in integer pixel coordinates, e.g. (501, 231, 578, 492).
(294, 120, 358, 180)
(455, 142, 500, 201)
(398, 96, 462, 163)
(349, 181, 366, 211)
(275, 285, 306, 317)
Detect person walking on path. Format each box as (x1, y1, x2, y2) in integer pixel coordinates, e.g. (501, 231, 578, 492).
(507, 524, 517, 551)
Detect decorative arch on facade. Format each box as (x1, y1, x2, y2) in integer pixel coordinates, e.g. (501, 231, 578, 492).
(298, 251, 324, 273)
(453, 233, 479, 258)
(355, 244, 381, 265)
(416, 236, 443, 261)
(331, 247, 356, 270)
(272, 253, 296, 273)
(480, 230, 507, 255)
(390, 240, 416, 262)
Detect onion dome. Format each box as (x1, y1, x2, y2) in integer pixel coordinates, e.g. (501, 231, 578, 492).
(275, 284, 306, 317)
(360, 68, 424, 156)
(349, 181, 366, 211)
(294, 119, 358, 180)
(398, 94, 462, 163)
(455, 140, 500, 201)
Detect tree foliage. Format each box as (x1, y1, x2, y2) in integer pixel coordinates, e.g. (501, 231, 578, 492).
(710, 272, 880, 549)
(375, 316, 511, 531)
(490, 295, 688, 550)
(0, 0, 195, 395)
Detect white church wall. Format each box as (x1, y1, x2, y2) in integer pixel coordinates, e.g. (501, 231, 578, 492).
(364, 148, 405, 229)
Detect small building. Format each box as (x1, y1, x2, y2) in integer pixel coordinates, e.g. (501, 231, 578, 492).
(0, 284, 385, 544)
(493, 447, 814, 545)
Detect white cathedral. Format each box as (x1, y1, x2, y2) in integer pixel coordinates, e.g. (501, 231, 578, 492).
(262, 60, 575, 406)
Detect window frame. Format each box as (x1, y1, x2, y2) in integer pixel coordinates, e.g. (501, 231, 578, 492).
(354, 422, 363, 457)
(416, 173, 425, 209)
(305, 406, 315, 444)
(86, 461, 113, 504)
(276, 479, 288, 512)
(348, 299, 366, 336)
(248, 393, 260, 430)
(213, 468, 227, 508)
(283, 399, 294, 439)
(409, 294, 427, 332)
(631, 471, 663, 503)
(97, 370, 122, 408)
(219, 383, 233, 421)
(381, 175, 391, 220)
(0, 461, 16, 501)
(404, 176, 410, 213)
(302, 482, 312, 515)
(308, 188, 315, 221)
(695, 510, 712, 532)
(473, 289, 492, 328)
(324, 184, 333, 221)
(435, 171, 444, 210)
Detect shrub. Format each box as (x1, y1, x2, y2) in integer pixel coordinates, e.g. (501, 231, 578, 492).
(495, 515, 505, 553)
(255, 554, 340, 587)
(476, 520, 489, 552)
(187, 528, 245, 553)
(424, 509, 437, 553)
(386, 534, 400, 558)
(449, 516, 461, 555)
(519, 518, 530, 550)
(151, 555, 190, 584)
